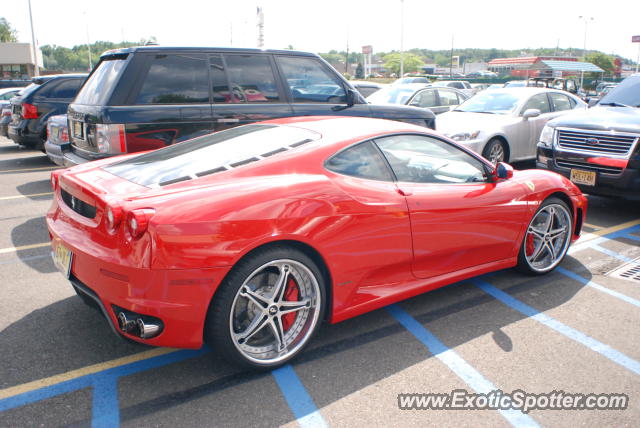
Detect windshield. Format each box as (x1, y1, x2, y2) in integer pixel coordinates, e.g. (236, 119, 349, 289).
(455, 91, 520, 114)
(74, 56, 127, 105)
(367, 86, 417, 105)
(599, 75, 640, 107)
(103, 124, 321, 187)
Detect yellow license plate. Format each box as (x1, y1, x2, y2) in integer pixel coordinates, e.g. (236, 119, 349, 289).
(52, 241, 73, 278)
(72, 121, 84, 139)
(570, 169, 596, 186)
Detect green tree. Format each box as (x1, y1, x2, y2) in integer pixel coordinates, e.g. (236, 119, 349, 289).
(585, 52, 615, 76)
(383, 53, 424, 76)
(355, 63, 364, 79)
(0, 17, 18, 42)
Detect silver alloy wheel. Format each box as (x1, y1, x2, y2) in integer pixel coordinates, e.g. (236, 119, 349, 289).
(487, 141, 505, 164)
(229, 259, 321, 365)
(524, 203, 572, 273)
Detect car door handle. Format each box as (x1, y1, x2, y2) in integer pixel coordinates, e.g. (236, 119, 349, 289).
(396, 188, 412, 196)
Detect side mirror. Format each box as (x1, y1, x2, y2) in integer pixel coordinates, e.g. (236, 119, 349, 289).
(588, 98, 599, 107)
(346, 88, 357, 107)
(495, 162, 514, 180)
(522, 108, 541, 119)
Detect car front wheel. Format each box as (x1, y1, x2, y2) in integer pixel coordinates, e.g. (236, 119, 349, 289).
(206, 246, 325, 369)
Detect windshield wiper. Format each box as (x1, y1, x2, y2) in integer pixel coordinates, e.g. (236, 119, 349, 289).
(600, 102, 633, 108)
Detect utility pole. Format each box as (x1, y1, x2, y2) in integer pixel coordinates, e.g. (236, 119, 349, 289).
(449, 35, 454, 77)
(257, 7, 264, 48)
(27, 0, 39, 76)
(399, 0, 404, 77)
(84, 12, 93, 71)
(578, 15, 594, 89)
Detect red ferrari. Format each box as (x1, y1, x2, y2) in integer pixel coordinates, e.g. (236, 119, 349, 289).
(47, 116, 587, 369)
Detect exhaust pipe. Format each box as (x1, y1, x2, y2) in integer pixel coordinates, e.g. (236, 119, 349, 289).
(117, 312, 137, 333)
(136, 317, 161, 339)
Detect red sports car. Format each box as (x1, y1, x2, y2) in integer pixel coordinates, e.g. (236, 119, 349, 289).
(47, 116, 587, 369)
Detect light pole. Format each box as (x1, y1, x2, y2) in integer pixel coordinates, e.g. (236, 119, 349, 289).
(578, 15, 594, 90)
(27, 0, 39, 76)
(399, 0, 404, 78)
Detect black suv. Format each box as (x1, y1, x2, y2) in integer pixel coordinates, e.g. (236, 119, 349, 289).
(63, 47, 435, 166)
(8, 74, 87, 149)
(537, 74, 640, 199)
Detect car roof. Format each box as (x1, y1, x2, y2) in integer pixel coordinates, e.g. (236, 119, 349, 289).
(31, 74, 88, 84)
(100, 46, 320, 58)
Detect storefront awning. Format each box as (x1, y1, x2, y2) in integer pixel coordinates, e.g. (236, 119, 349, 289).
(537, 60, 604, 73)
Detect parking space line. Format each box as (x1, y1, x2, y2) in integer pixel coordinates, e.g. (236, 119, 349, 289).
(387, 305, 540, 428)
(0, 166, 59, 173)
(582, 222, 599, 229)
(92, 374, 120, 428)
(588, 243, 635, 263)
(272, 365, 328, 428)
(472, 278, 640, 376)
(574, 220, 640, 245)
(569, 224, 640, 255)
(0, 192, 52, 201)
(555, 267, 640, 308)
(0, 242, 50, 255)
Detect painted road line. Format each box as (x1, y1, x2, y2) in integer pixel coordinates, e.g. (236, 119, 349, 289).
(0, 166, 59, 173)
(588, 243, 636, 263)
(624, 234, 640, 242)
(387, 305, 540, 428)
(472, 278, 640, 376)
(0, 348, 177, 400)
(582, 222, 600, 229)
(574, 220, 640, 245)
(0, 254, 49, 265)
(569, 224, 640, 255)
(0, 192, 52, 201)
(92, 374, 120, 428)
(556, 267, 640, 309)
(0, 242, 50, 255)
(272, 365, 328, 428)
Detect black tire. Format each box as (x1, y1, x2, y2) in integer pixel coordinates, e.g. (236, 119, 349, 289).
(482, 138, 507, 164)
(206, 246, 326, 370)
(516, 197, 573, 275)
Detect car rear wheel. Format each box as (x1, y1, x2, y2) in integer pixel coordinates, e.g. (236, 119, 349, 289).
(206, 246, 325, 369)
(482, 139, 507, 164)
(516, 197, 573, 275)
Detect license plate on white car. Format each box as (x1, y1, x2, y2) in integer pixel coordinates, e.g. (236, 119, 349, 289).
(52, 241, 73, 278)
(570, 169, 596, 186)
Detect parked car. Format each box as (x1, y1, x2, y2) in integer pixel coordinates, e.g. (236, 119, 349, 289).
(44, 114, 70, 166)
(431, 80, 474, 97)
(470, 83, 492, 93)
(367, 83, 469, 115)
(436, 88, 587, 163)
(392, 76, 432, 85)
(0, 87, 22, 107)
(47, 115, 587, 369)
(0, 87, 23, 137)
(0, 79, 31, 89)
(349, 80, 386, 98)
(537, 74, 640, 199)
(465, 70, 498, 79)
(0, 107, 12, 138)
(63, 47, 435, 166)
(8, 74, 86, 149)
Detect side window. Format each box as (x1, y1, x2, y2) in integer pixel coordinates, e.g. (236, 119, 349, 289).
(376, 134, 488, 184)
(411, 89, 436, 108)
(450, 82, 464, 89)
(550, 93, 572, 111)
(325, 141, 393, 181)
(522, 93, 551, 114)
(223, 54, 281, 103)
(209, 55, 231, 103)
(276, 56, 347, 103)
(135, 54, 209, 104)
(47, 79, 83, 99)
(438, 90, 460, 106)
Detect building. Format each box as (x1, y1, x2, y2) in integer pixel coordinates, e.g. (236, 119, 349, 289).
(487, 56, 579, 78)
(0, 42, 43, 79)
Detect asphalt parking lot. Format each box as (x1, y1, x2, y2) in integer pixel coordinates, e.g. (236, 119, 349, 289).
(0, 136, 638, 428)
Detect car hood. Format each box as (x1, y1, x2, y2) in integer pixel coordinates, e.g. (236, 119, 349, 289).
(547, 106, 640, 134)
(436, 111, 514, 134)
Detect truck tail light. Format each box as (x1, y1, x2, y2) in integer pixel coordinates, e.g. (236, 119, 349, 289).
(96, 124, 127, 154)
(21, 103, 38, 119)
(126, 208, 155, 239)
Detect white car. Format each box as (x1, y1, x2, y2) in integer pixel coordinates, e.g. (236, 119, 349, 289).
(436, 88, 586, 163)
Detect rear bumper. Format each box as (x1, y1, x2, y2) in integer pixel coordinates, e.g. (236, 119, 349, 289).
(537, 146, 640, 200)
(8, 120, 43, 147)
(44, 140, 70, 166)
(47, 206, 231, 349)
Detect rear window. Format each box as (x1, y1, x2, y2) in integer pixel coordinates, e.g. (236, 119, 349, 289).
(103, 124, 321, 187)
(45, 79, 84, 99)
(74, 57, 127, 105)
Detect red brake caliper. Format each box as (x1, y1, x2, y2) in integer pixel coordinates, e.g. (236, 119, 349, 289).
(282, 277, 299, 331)
(526, 232, 535, 257)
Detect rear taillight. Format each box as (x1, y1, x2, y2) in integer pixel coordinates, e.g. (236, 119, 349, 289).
(105, 204, 123, 233)
(50, 170, 61, 191)
(126, 208, 155, 239)
(21, 103, 38, 119)
(96, 124, 127, 154)
(60, 127, 69, 143)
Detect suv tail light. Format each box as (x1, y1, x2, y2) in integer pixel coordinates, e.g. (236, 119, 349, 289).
(96, 124, 127, 154)
(126, 208, 155, 239)
(21, 103, 38, 119)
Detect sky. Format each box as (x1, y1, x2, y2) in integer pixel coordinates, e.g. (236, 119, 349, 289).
(2, 0, 639, 62)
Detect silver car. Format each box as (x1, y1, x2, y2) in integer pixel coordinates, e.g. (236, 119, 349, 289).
(367, 83, 469, 115)
(436, 88, 586, 163)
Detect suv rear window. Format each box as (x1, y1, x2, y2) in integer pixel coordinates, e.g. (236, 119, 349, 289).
(45, 79, 83, 99)
(74, 57, 127, 105)
(103, 124, 320, 186)
(135, 54, 209, 104)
